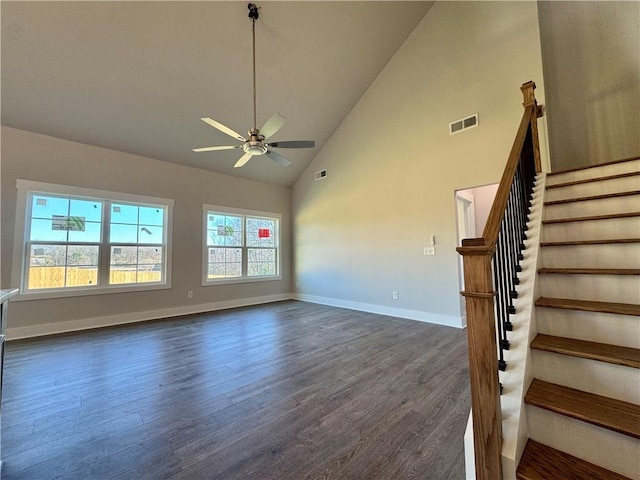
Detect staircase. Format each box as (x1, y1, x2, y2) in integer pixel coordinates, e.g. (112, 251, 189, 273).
(516, 156, 640, 479)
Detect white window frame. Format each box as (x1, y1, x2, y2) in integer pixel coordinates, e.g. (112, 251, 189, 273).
(202, 204, 282, 286)
(12, 180, 173, 300)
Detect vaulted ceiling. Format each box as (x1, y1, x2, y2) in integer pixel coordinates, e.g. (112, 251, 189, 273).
(1, 1, 433, 187)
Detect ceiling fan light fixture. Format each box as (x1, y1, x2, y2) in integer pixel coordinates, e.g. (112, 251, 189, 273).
(243, 142, 268, 155)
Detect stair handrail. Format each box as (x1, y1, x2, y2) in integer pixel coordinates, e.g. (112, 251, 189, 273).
(457, 81, 542, 480)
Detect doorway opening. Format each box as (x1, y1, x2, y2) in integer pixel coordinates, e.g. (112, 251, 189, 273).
(454, 183, 498, 326)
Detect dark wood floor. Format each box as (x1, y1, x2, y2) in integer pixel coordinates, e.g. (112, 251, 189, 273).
(2, 300, 470, 480)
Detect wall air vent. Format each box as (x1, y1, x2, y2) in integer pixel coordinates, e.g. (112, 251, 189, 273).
(449, 113, 479, 135)
(315, 169, 327, 181)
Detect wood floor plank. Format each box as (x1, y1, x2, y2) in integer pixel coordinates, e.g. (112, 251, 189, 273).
(2, 301, 470, 480)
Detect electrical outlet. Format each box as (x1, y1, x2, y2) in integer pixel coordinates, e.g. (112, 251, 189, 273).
(392, 291, 399, 300)
(187, 291, 193, 299)
(424, 246, 436, 256)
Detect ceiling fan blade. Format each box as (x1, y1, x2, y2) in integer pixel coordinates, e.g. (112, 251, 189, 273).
(192, 145, 242, 153)
(201, 117, 246, 141)
(260, 113, 286, 140)
(265, 149, 292, 167)
(234, 152, 254, 168)
(267, 140, 315, 149)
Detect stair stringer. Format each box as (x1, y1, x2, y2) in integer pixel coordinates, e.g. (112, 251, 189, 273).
(463, 173, 547, 480)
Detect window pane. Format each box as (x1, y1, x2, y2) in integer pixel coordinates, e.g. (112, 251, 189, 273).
(67, 245, 99, 266)
(110, 224, 138, 243)
(248, 248, 277, 276)
(31, 196, 69, 219)
(30, 244, 67, 266)
(28, 267, 65, 290)
(137, 264, 162, 283)
(207, 247, 242, 279)
(68, 221, 101, 243)
(111, 204, 138, 224)
(111, 246, 138, 265)
(207, 214, 242, 247)
(246, 217, 276, 247)
(30, 218, 68, 242)
(138, 226, 163, 244)
(139, 207, 164, 226)
(110, 267, 137, 285)
(69, 199, 102, 222)
(66, 267, 98, 287)
(138, 246, 162, 266)
(110, 246, 162, 285)
(27, 244, 99, 289)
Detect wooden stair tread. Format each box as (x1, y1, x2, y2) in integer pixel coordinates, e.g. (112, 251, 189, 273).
(524, 379, 640, 439)
(538, 267, 640, 275)
(548, 155, 640, 176)
(516, 439, 632, 480)
(541, 238, 640, 247)
(531, 334, 640, 368)
(535, 297, 640, 316)
(546, 171, 640, 189)
(545, 190, 640, 206)
(543, 212, 640, 224)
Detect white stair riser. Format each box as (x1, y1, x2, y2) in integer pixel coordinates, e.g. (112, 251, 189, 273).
(547, 159, 640, 186)
(531, 350, 640, 404)
(540, 244, 640, 269)
(526, 405, 640, 479)
(545, 175, 640, 202)
(541, 217, 640, 242)
(538, 274, 640, 304)
(536, 308, 640, 349)
(544, 195, 640, 220)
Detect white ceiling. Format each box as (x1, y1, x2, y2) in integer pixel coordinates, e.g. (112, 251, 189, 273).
(1, 1, 433, 187)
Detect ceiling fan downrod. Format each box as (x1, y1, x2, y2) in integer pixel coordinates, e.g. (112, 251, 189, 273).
(248, 3, 260, 134)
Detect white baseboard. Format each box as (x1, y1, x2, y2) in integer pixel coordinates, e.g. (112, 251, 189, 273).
(294, 293, 464, 328)
(6, 293, 292, 340)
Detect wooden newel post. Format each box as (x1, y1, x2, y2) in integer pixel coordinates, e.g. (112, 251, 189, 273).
(457, 238, 503, 480)
(521, 81, 542, 173)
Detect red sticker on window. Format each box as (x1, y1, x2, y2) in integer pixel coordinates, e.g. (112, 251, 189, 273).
(258, 228, 270, 238)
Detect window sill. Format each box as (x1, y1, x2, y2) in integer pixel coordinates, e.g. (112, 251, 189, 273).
(203, 275, 282, 287)
(13, 281, 172, 302)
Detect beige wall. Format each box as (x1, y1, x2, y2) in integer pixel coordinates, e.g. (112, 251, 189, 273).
(292, 1, 546, 326)
(539, 1, 640, 171)
(1, 126, 291, 337)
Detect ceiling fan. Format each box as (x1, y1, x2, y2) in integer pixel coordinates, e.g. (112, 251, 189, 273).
(192, 3, 315, 168)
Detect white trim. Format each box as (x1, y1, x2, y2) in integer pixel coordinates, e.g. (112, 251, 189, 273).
(12, 179, 174, 299)
(16, 179, 174, 207)
(294, 294, 464, 328)
(202, 204, 282, 285)
(5, 294, 292, 340)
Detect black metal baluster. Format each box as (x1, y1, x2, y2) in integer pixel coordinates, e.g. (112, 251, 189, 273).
(492, 250, 507, 372)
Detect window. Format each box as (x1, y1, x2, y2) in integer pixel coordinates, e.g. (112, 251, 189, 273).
(14, 180, 173, 298)
(203, 205, 280, 284)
